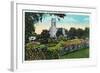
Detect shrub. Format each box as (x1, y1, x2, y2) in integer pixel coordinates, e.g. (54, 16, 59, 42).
(25, 42, 48, 60)
(58, 35, 67, 41)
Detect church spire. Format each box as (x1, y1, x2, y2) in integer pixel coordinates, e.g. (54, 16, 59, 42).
(49, 18, 57, 38)
(51, 18, 56, 27)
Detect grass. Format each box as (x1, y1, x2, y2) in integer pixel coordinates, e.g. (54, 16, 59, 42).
(60, 48, 89, 59)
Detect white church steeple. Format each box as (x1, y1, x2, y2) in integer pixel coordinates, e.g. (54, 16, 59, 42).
(51, 18, 56, 27)
(49, 18, 57, 38)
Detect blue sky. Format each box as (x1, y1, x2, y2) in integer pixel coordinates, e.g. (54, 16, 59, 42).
(61, 14, 89, 24)
(34, 13, 89, 34)
(39, 13, 89, 25)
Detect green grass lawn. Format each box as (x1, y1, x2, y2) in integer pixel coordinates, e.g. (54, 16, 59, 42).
(60, 48, 89, 59)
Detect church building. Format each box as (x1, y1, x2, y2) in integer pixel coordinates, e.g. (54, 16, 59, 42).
(49, 18, 67, 39)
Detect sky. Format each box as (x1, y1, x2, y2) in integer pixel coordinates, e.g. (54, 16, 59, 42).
(34, 13, 89, 34)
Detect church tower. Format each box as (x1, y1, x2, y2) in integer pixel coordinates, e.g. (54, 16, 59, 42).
(51, 18, 56, 27)
(49, 18, 57, 38)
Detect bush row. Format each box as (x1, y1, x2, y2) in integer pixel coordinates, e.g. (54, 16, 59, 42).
(25, 39, 89, 60)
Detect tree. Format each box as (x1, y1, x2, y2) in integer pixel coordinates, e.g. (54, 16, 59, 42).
(84, 27, 89, 38)
(40, 30, 50, 44)
(68, 27, 77, 39)
(76, 28, 84, 39)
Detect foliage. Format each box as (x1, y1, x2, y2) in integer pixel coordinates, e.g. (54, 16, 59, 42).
(25, 38, 89, 60)
(68, 27, 77, 39)
(67, 27, 89, 39)
(76, 28, 84, 39)
(58, 35, 67, 41)
(25, 13, 35, 43)
(39, 30, 50, 44)
(25, 43, 48, 60)
(25, 42, 39, 49)
(84, 27, 89, 38)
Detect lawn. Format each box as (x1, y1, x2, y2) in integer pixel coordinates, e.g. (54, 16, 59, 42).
(60, 48, 89, 59)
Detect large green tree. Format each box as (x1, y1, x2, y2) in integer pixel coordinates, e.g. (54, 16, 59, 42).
(25, 12, 44, 43)
(68, 27, 77, 39)
(40, 30, 50, 44)
(76, 28, 84, 39)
